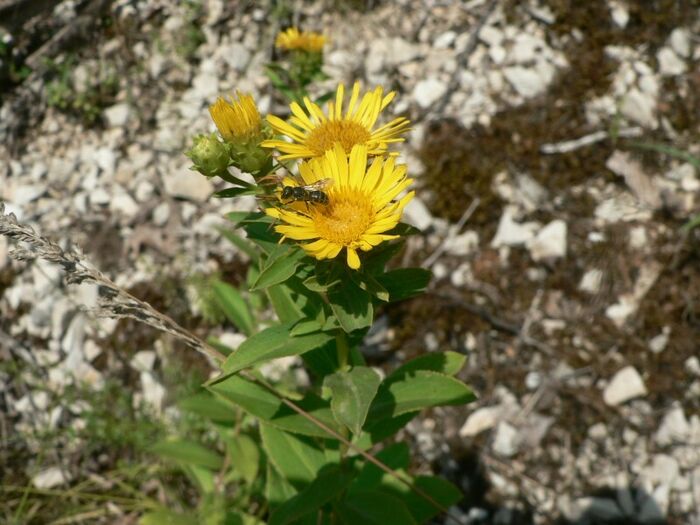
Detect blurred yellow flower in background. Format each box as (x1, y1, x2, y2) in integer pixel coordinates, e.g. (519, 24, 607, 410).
(209, 92, 262, 143)
(265, 144, 414, 269)
(275, 27, 326, 53)
(263, 82, 410, 161)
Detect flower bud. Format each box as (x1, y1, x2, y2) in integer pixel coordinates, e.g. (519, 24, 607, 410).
(186, 133, 231, 178)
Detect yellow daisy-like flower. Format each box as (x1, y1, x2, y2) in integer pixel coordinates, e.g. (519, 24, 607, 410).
(262, 82, 410, 161)
(265, 143, 414, 269)
(275, 27, 326, 53)
(209, 91, 262, 143)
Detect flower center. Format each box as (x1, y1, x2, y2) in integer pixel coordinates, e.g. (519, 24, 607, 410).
(305, 120, 372, 155)
(312, 191, 373, 245)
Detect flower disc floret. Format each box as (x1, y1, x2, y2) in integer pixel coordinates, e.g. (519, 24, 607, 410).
(262, 82, 410, 160)
(265, 144, 414, 269)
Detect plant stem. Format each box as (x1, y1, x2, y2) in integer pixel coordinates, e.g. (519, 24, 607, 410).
(335, 331, 349, 371)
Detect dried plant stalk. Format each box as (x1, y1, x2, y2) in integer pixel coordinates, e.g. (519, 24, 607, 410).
(0, 202, 224, 363)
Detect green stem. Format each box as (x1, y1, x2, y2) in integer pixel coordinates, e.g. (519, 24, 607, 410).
(335, 331, 349, 371)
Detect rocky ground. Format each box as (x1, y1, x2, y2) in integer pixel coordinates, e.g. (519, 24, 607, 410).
(1, 0, 700, 524)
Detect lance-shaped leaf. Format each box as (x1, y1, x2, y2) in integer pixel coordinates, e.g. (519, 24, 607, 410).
(335, 490, 417, 525)
(327, 278, 373, 332)
(366, 371, 476, 423)
(269, 465, 355, 525)
(390, 351, 466, 379)
(260, 425, 330, 487)
(324, 367, 381, 435)
(377, 268, 432, 302)
(211, 280, 255, 336)
(221, 323, 333, 374)
(208, 374, 339, 437)
(251, 245, 308, 291)
(150, 439, 224, 470)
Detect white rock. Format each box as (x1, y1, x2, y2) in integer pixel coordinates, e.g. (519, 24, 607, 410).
(403, 197, 433, 230)
(444, 230, 479, 256)
(32, 466, 70, 489)
(609, 1, 629, 28)
(629, 225, 647, 249)
(685, 356, 700, 376)
(94, 147, 117, 176)
(491, 207, 539, 248)
(434, 31, 456, 49)
(603, 366, 647, 406)
(657, 47, 686, 76)
(620, 88, 657, 128)
(459, 406, 502, 437)
(527, 219, 567, 261)
(579, 269, 603, 294)
(669, 28, 691, 57)
(152, 202, 170, 226)
(104, 103, 131, 127)
(223, 42, 250, 71)
(0, 236, 7, 269)
(140, 371, 166, 414)
(412, 78, 448, 109)
(492, 421, 520, 457)
(163, 168, 214, 202)
(646, 454, 679, 487)
(503, 66, 548, 98)
(110, 191, 139, 218)
(525, 371, 541, 390)
(11, 184, 45, 205)
(479, 26, 503, 47)
(648, 327, 670, 353)
(655, 405, 690, 445)
(130, 350, 157, 372)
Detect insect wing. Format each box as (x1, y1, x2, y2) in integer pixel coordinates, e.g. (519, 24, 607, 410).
(303, 178, 333, 192)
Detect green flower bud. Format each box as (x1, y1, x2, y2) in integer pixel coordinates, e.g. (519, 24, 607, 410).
(186, 133, 231, 178)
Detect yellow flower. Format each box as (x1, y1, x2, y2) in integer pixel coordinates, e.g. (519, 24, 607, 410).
(265, 144, 414, 269)
(262, 82, 410, 161)
(209, 91, 262, 143)
(275, 27, 326, 53)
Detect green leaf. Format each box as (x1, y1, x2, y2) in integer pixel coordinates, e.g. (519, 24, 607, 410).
(140, 510, 196, 525)
(390, 351, 466, 379)
(363, 239, 404, 275)
(269, 465, 355, 525)
(324, 367, 381, 435)
(267, 282, 305, 323)
(178, 391, 237, 424)
(218, 228, 259, 261)
(377, 268, 432, 302)
(266, 462, 298, 509)
(185, 464, 216, 493)
(260, 424, 330, 487)
(327, 278, 373, 332)
(222, 323, 334, 374)
(352, 442, 410, 488)
(212, 280, 255, 336)
(251, 246, 308, 291)
(215, 187, 257, 198)
(290, 319, 323, 336)
(399, 476, 462, 523)
(335, 490, 417, 525)
(353, 412, 417, 450)
(367, 371, 476, 422)
(352, 272, 390, 302)
(151, 439, 224, 470)
(226, 211, 271, 224)
(225, 434, 260, 484)
(208, 375, 339, 437)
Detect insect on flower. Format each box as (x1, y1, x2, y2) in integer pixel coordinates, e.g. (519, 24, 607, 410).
(259, 174, 333, 208)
